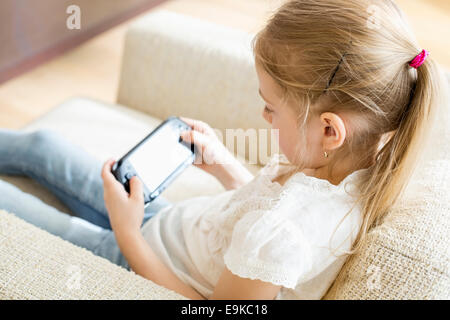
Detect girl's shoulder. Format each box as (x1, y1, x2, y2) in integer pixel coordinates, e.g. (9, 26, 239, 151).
(223, 157, 369, 290)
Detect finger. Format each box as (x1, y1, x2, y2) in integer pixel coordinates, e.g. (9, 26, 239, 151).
(129, 176, 144, 202)
(180, 117, 213, 136)
(179, 130, 193, 142)
(101, 159, 123, 191)
(101, 159, 115, 182)
(179, 116, 197, 129)
(180, 130, 211, 165)
(180, 130, 209, 152)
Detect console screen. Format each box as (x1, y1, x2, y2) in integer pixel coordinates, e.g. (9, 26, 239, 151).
(127, 123, 193, 192)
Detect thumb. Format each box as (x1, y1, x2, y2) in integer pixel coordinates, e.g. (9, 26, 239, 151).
(129, 176, 144, 202)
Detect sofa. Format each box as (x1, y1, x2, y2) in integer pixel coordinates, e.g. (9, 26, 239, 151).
(0, 10, 449, 300)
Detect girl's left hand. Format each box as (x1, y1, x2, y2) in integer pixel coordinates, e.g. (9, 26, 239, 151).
(101, 159, 145, 236)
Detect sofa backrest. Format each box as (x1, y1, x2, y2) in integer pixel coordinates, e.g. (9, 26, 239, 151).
(117, 10, 274, 166)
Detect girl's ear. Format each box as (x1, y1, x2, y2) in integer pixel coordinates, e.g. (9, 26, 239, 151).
(320, 112, 347, 151)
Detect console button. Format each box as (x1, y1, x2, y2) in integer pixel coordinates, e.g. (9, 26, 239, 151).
(125, 172, 134, 180)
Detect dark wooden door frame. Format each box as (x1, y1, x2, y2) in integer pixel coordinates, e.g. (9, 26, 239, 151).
(0, 0, 168, 85)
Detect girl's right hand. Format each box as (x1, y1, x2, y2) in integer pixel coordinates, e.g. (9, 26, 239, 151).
(179, 116, 254, 190)
(179, 116, 232, 174)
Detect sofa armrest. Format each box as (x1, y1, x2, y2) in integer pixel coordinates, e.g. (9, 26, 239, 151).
(117, 10, 275, 166)
(0, 210, 188, 300)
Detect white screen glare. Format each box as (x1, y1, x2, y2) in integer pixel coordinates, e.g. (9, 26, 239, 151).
(127, 124, 193, 191)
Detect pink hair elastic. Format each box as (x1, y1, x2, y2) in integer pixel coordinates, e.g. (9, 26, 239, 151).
(409, 49, 429, 69)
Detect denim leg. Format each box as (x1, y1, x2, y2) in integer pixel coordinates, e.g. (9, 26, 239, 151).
(0, 179, 130, 269)
(0, 128, 172, 229)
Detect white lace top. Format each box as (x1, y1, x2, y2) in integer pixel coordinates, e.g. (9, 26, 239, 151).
(141, 153, 368, 299)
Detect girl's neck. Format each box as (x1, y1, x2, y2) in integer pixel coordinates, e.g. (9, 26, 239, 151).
(301, 157, 373, 186)
(302, 167, 345, 186)
(274, 154, 374, 187)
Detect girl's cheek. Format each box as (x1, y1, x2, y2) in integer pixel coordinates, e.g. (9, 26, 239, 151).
(276, 121, 300, 161)
(279, 132, 289, 152)
(275, 126, 288, 154)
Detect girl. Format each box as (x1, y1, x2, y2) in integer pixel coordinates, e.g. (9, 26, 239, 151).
(0, 0, 446, 300)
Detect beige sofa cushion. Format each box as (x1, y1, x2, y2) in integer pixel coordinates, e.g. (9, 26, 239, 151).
(0, 209, 187, 300)
(0, 97, 261, 215)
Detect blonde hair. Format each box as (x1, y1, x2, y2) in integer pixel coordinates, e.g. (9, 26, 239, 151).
(252, 0, 447, 261)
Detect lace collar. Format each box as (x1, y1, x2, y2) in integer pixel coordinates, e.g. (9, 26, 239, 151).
(257, 153, 369, 194)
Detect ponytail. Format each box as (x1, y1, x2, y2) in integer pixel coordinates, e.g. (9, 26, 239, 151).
(351, 55, 445, 255)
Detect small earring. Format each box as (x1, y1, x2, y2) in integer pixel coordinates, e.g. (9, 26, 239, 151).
(324, 151, 329, 158)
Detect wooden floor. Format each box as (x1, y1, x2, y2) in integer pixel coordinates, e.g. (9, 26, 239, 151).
(1, 0, 449, 129)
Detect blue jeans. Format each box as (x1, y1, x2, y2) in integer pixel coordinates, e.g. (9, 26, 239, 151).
(0, 129, 172, 270)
